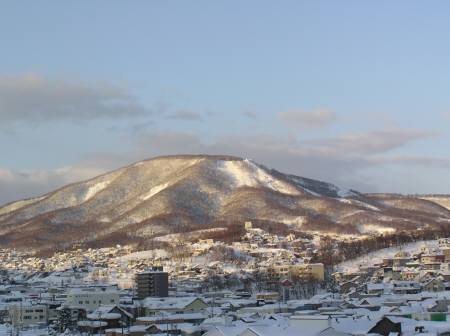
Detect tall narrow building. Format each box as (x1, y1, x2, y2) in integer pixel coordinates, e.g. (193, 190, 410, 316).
(135, 267, 169, 299)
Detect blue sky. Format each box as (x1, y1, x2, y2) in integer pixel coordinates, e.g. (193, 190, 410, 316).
(1, 1, 450, 204)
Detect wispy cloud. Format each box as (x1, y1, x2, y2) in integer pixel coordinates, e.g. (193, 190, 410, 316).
(165, 109, 203, 121)
(127, 127, 438, 191)
(303, 129, 435, 155)
(0, 127, 442, 205)
(369, 155, 450, 168)
(279, 109, 336, 128)
(0, 166, 105, 206)
(0, 74, 152, 126)
(242, 110, 259, 119)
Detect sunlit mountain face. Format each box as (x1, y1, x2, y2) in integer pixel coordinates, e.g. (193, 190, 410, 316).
(0, 155, 449, 254)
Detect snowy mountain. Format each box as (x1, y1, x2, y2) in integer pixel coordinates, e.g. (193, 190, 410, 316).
(0, 155, 449, 253)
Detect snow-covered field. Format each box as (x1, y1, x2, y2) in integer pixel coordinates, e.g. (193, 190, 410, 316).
(337, 239, 439, 273)
(0, 325, 49, 335)
(153, 228, 227, 243)
(118, 248, 169, 261)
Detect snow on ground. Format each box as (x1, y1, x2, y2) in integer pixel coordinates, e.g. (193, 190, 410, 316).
(357, 224, 396, 235)
(217, 159, 300, 195)
(154, 228, 227, 243)
(337, 239, 439, 273)
(83, 179, 111, 202)
(140, 182, 170, 200)
(339, 210, 365, 219)
(338, 198, 380, 211)
(0, 195, 46, 216)
(420, 196, 450, 210)
(336, 187, 358, 198)
(301, 187, 321, 197)
(287, 176, 321, 196)
(279, 216, 307, 226)
(0, 325, 49, 335)
(118, 248, 169, 261)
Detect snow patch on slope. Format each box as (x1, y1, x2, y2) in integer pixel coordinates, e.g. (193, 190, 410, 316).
(140, 183, 170, 201)
(338, 198, 380, 211)
(358, 224, 396, 235)
(154, 228, 227, 243)
(420, 196, 450, 210)
(289, 179, 321, 196)
(339, 210, 365, 219)
(0, 196, 46, 216)
(217, 159, 300, 195)
(83, 180, 111, 202)
(336, 188, 358, 198)
(279, 216, 307, 226)
(323, 182, 358, 198)
(287, 176, 323, 196)
(338, 240, 438, 272)
(288, 175, 346, 198)
(119, 249, 169, 261)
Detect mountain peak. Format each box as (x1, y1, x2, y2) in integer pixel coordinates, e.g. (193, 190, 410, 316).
(0, 155, 449, 254)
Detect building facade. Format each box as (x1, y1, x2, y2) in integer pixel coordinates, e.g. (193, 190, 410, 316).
(9, 304, 48, 327)
(66, 288, 120, 312)
(136, 268, 169, 299)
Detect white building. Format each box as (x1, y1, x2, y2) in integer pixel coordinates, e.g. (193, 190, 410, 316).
(65, 288, 120, 312)
(9, 304, 48, 327)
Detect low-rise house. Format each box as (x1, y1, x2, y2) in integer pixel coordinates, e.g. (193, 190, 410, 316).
(401, 270, 419, 281)
(254, 292, 279, 302)
(140, 297, 208, 316)
(393, 251, 412, 267)
(367, 283, 387, 295)
(136, 311, 207, 326)
(423, 262, 442, 271)
(422, 278, 446, 292)
(421, 254, 445, 264)
(392, 281, 421, 295)
(90, 305, 134, 327)
(427, 298, 450, 312)
(105, 324, 162, 336)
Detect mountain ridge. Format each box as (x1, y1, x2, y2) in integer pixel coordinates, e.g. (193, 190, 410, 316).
(0, 154, 449, 253)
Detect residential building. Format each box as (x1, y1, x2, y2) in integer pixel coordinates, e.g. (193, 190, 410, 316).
(9, 304, 48, 327)
(135, 268, 169, 299)
(66, 288, 120, 312)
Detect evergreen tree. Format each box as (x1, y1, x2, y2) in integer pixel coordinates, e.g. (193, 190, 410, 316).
(54, 308, 72, 333)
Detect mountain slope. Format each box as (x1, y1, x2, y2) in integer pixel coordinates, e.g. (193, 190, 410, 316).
(0, 155, 449, 253)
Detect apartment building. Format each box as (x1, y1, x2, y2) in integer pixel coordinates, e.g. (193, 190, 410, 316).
(135, 268, 169, 299)
(267, 263, 325, 282)
(66, 288, 120, 312)
(9, 304, 48, 327)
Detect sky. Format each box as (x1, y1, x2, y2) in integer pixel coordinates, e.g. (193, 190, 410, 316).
(1, 1, 450, 205)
